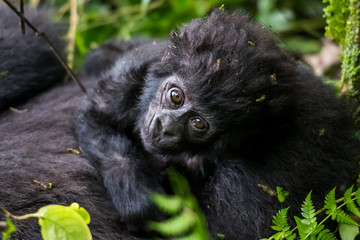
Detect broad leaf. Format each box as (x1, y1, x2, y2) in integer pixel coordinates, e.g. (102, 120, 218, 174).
(37, 203, 92, 240)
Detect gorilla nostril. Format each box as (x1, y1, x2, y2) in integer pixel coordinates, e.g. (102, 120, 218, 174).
(154, 117, 163, 133)
(162, 127, 176, 136)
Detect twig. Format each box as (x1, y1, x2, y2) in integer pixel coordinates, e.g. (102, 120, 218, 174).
(0, 205, 38, 220)
(66, 0, 79, 70)
(20, 0, 25, 34)
(3, 0, 87, 94)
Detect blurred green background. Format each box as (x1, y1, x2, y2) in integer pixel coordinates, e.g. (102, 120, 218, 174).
(27, 0, 326, 69)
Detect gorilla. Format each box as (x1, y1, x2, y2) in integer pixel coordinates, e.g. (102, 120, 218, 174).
(0, 6, 357, 240)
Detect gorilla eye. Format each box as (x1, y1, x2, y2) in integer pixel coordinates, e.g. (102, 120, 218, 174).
(170, 89, 183, 105)
(190, 117, 207, 130)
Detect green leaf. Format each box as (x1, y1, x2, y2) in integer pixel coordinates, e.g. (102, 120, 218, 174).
(316, 228, 337, 240)
(313, 224, 325, 236)
(295, 216, 313, 240)
(149, 170, 210, 239)
(344, 186, 360, 218)
(339, 223, 359, 240)
(301, 191, 317, 225)
(150, 193, 183, 215)
(148, 207, 197, 236)
(334, 209, 358, 225)
(271, 207, 291, 232)
(285, 233, 297, 240)
(37, 203, 92, 240)
(356, 188, 360, 206)
(2, 218, 17, 240)
(344, 185, 354, 204)
(168, 169, 192, 197)
(216, 233, 225, 239)
(277, 186, 290, 203)
(324, 188, 337, 218)
(69, 203, 91, 225)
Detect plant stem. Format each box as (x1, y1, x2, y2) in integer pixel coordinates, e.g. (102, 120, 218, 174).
(0, 205, 39, 220)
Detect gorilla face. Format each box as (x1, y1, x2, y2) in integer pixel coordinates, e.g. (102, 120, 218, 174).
(140, 75, 217, 155)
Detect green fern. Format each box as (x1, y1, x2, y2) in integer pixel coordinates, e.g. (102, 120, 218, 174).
(150, 194, 182, 215)
(324, 187, 358, 225)
(344, 185, 360, 218)
(148, 170, 210, 240)
(301, 191, 317, 225)
(271, 207, 291, 232)
(324, 188, 337, 217)
(355, 187, 360, 208)
(148, 207, 197, 236)
(263, 186, 360, 240)
(268, 207, 296, 240)
(294, 192, 319, 239)
(316, 228, 337, 240)
(333, 209, 358, 225)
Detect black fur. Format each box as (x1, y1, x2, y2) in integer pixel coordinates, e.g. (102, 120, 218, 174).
(0, 7, 66, 111)
(0, 7, 357, 240)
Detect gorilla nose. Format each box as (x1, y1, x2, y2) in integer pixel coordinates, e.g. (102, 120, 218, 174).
(154, 114, 181, 138)
(156, 116, 175, 135)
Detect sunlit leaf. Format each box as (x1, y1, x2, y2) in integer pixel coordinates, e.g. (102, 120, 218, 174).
(37, 203, 92, 240)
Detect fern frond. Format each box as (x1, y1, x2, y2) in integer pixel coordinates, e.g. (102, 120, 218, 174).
(334, 209, 358, 225)
(324, 188, 337, 218)
(344, 185, 360, 218)
(301, 191, 316, 224)
(148, 207, 197, 236)
(316, 228, 337, 240)
(285, 233, 296, 240)
(270, 230, 296, 240)
(271, 207, 291, 232)
(355, 187, 360, 207)
(313, 224, 325, 236)
(150, 193, 182, 215)
(344, 185, 354, 204)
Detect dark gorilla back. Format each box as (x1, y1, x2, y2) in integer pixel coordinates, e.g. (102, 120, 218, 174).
(0, 7, 66, 111)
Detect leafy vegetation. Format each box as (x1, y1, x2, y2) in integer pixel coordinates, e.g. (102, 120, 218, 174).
(148, 170, 210, 240)
(23, 0, 326, 69)
(323, 0, 360, 133)
(0, 203, 92, 240)
(262, 186, 360, 240)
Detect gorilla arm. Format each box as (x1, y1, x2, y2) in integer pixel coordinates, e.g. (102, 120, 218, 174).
(75, 43, 165, 224)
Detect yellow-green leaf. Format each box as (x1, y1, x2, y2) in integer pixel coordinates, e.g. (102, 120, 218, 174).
(37, 203, 92, 240)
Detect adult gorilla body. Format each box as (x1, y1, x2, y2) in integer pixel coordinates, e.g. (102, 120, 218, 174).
(0, 7, 357, 240)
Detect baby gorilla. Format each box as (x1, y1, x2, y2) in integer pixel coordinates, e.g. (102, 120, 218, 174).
(0, 7, 357, 240)
(75, 8, 357, 239)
